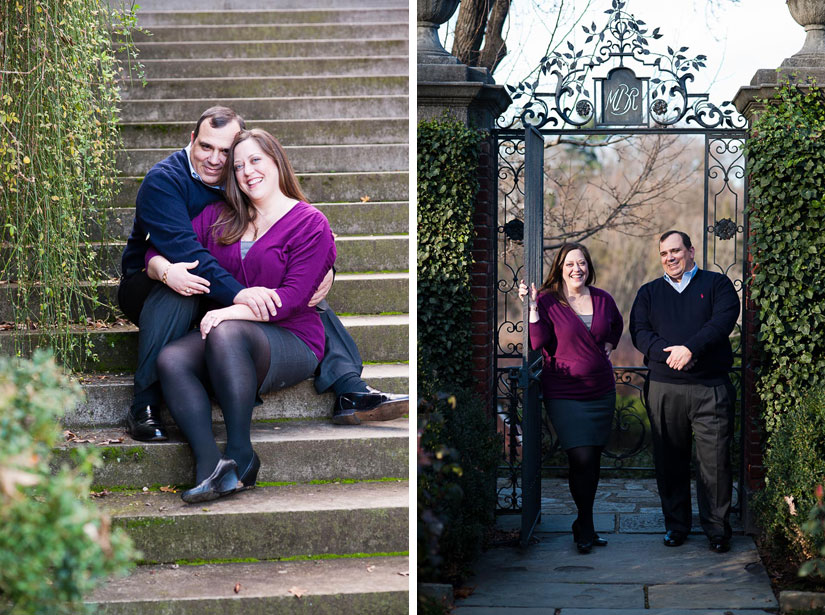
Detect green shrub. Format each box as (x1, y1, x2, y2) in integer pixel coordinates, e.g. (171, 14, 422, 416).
(417, 117, 481, 390)
(746, 80, 825, 435)
(754, 386, 825, 564)
(418, 388, 501, 584)
(0, 1, 140, 368)
(0, 351, 134, 614)
(800, 484, 825, 578)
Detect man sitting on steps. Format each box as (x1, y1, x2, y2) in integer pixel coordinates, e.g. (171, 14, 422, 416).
(118, 105, 408, 441)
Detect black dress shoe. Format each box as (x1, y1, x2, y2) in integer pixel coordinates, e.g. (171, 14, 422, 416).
(663, 530, 687, 547)
(572, 519, 607, 552)
(126, 405, 168, 442)
(709, 536, 731, 553)
(332, 386, 409, 425)
(238, 451, 261, 490)
(181, 457, 240, 504)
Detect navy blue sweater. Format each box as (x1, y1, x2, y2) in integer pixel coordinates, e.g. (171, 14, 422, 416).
(120, 149, 244, 306)
(629, 269, 740, 385)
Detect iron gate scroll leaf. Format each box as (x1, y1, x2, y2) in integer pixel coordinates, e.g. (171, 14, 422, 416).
(521, 125, 544, 546)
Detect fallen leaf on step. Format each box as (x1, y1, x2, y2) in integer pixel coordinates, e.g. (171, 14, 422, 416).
(360, 195, 371, 202)
(159, 485, 177, 493)
(454, 586, 475, 599)
(234, 583, 241, 594)
(366, 565, 376, 573)
(289, 586, 307, 599)
(397, 571, 409, 576)
(64, 430, 93, 443)
(90, 490, 111, 498)
(97, 438, 123, 445)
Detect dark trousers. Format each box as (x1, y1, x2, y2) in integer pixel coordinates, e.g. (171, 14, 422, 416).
(645, 379, 735, 539)
(118, 273, 363, 409)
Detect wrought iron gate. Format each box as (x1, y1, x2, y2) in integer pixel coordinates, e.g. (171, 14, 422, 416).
(492, 0, 749, 546)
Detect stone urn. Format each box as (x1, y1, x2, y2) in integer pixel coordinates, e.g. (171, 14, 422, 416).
(417, 0, 461, 64)
(786, 0, 825, 62)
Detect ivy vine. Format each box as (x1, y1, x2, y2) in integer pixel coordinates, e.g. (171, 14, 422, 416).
(417, 118, 482, 390)
(0, 0, 141, 369)
(746, 80, 825, 434)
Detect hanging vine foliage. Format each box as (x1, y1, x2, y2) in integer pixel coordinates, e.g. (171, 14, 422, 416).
(0, 0, 140, 369)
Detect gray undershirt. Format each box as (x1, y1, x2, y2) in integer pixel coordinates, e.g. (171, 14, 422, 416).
(240, 240, 253, 260)
(577, 313, 593, 330)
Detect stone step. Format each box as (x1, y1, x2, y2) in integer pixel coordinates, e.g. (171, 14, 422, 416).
(120, 75, 407, 101)
(0, 272, 409, 322)
(130, 38, 408, 60)
(119, 118, 406, 148)
(97, 481, 409, 562)
(114, 172, 408, 205)
(133, 22, 407, 43)
(96, 201, 409, 239)
(0, 235, 409, 280)
(135, 8, 408, 27)
(0, 315, 410, 371)
(118, 95, 408, 122)
(57, 420, 408, 487)
(127, 0, 407, 10)
(70, 363, 409, 428)
(118, 143, 408, 175)
(88, 556, 409, 614)
(136, 55, 408, 79)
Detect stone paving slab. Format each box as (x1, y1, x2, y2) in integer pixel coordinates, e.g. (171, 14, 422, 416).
(455, 610, 775, 614)
(496, 513, 616, 534)
(648, 583, 778, 609)
(457, 581, 645, 610)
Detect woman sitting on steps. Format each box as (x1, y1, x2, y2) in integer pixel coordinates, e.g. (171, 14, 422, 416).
(144, 129, 336, 503)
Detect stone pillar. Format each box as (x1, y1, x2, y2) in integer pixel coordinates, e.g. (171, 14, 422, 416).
(417, 0, 511, 414)
(733, 0, 825, 533)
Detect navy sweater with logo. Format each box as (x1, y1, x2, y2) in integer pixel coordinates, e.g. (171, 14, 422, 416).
(629, 269, 740, 385)
(120, 149, 244, 306)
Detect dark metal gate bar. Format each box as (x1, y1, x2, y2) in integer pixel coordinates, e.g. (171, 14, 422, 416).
(490, 0, 750, 543)
(520, 125, 544, 546)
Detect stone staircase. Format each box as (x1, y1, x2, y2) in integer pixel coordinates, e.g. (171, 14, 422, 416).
(11, 1, 410, 611)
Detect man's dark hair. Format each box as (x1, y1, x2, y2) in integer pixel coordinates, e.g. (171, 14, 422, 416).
(192, 106, 245, 140)
(659, 230, 692, 250)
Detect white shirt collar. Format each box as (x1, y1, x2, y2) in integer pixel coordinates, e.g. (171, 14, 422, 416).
(183, 143, 223, 190)
(664, 263, 698, 293)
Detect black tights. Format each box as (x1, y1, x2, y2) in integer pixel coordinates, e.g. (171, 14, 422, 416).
(566, 445, 604, 539)
(157, 322, 270, 483)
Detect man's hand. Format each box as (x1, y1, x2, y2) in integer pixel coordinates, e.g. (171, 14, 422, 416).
(308, 269, 334, 308)
(234, 287, 282, 319)
(664, 345, 693, 371)
(165, 260, 210, 296)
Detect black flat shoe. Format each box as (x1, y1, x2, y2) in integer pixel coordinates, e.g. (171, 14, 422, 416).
(126, 405, 168, 442)
(572, 520, 605, 552)
(181, 457, 240, 504)
(332, 387, 409, 425)
(663, 530, 687, 547)
(238, 451, 261, 490)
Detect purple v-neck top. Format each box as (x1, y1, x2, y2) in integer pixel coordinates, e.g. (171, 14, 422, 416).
(147, 201, 336, 361)
(529, 286, 624, 400)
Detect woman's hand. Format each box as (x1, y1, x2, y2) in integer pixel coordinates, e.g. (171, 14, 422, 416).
(519, 280, 540, 322)
(605, 342, 614, 360)
(164, 261, 210, 297)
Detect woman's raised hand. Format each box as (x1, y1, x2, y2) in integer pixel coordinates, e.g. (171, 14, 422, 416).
(518, 280, 538, 307)
(165, 260, 210, 296)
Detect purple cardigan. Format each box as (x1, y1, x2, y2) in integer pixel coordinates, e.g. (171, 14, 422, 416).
(148, 201, 336, 361)
(529, 286, 623, 400)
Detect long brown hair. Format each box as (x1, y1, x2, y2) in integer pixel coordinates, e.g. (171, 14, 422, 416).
(213, 128, 308, 245)
(539, 242, 596, 306)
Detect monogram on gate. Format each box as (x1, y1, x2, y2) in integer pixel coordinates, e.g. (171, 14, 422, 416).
(599, 67, 645, 126)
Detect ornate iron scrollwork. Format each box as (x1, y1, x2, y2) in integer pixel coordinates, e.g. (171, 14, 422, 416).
(497, 0, 746, 131)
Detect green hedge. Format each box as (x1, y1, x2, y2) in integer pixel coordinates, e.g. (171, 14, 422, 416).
(417, 117, 481, 389)
(746, 81, 825, 435)
(746, 81, 825, 569)
(0, 1, 139, 369)
(0, 351, 134, 613)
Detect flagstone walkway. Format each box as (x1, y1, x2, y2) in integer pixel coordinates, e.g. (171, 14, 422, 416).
(454, 478, 778, 614)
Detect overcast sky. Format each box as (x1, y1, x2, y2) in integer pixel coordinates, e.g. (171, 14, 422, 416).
(442, 0, 804, 105)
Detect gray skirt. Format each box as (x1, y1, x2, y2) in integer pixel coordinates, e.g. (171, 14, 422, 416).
(256, 323, 319, 403)
(544, 392, 616, 450)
